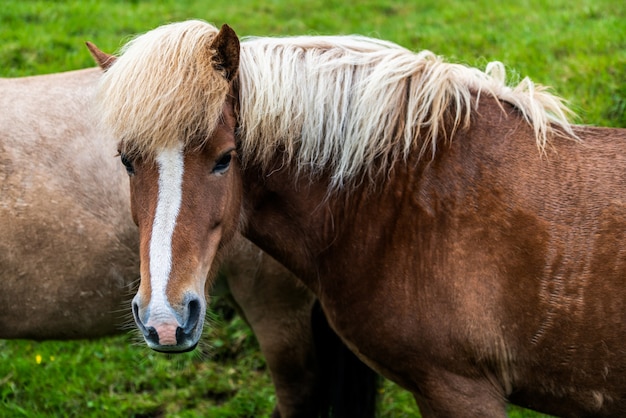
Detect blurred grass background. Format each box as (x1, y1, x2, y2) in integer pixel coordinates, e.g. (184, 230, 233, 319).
(1, 0, 624, 416)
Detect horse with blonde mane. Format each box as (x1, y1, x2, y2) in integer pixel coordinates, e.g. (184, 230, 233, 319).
(0, 67, 378, 418)
(91, 20, 626, 417)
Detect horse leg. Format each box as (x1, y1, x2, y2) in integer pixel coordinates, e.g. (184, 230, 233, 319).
(309, 301, 380, 418)
(221, 240, 319, 418)
(414, 370, 507, 418)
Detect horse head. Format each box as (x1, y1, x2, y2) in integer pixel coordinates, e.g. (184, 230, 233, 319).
(89, 22, 242, 352)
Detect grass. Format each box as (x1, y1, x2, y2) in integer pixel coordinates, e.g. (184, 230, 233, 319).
(1, 0, 624, 126)
(0, 307, 277, 417)
(1, 0, 625, 416)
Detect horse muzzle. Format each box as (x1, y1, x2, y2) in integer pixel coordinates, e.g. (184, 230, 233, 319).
(132, 293, 205, 353)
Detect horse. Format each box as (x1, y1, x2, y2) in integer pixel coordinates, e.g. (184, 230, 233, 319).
(90, 19, 626, 417)
(0, 67, 378, 418)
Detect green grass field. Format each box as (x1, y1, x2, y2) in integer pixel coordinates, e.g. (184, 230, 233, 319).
(1, 0, 625, 416)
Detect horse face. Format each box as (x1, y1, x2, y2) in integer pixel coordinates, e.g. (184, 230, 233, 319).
(90, 22, 242, 352)
(124, 99, 242, 352)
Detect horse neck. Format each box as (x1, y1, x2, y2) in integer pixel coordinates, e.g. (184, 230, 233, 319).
(240, 151, 423, 295)
(241, 163, 327, 282)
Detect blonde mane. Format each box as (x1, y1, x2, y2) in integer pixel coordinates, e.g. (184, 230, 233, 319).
(97, 20, 229, 158)
(98, 19, 575, 188)
(238, 35, 574, 188)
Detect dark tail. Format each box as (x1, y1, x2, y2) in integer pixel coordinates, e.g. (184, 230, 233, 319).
(311, 301, 380, 418)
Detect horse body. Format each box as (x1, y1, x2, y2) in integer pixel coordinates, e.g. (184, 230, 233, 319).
(244, 99, 626, 416)
(94, 20, 626, 416)
(0, 67, 378, 417)
(0, 68, 137, 338)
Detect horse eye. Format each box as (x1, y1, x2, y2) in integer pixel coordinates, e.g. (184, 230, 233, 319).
(212, 153, 232, 175)
(120, 153, 135, 176)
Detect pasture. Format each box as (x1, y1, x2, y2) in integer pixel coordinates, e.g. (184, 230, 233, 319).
(1, 0, 624, 416)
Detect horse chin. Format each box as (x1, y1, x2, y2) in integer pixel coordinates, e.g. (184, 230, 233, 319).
(150, 342, 199, 354)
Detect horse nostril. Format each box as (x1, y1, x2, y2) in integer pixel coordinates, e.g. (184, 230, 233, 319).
(132, 300, 140, 321)
(174, 297, 203, 347)
(132, 299, 147, 332)
(146, 326, 159, 344)
(132, 298, 159, 343)
(183, 297, 202, 333)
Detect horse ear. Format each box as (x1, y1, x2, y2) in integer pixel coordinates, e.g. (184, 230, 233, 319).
(210, 24, 240, 82)
(85, 41, 116, 70)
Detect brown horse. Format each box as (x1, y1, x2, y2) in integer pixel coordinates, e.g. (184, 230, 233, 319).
(91, 20, 626, 417)
(0, 67, 378, 418)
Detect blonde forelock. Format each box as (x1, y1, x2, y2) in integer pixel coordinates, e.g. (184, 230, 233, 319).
(98, 20, 230, 159)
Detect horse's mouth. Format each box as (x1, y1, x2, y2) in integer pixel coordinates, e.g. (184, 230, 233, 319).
(151, 342, 199, 354)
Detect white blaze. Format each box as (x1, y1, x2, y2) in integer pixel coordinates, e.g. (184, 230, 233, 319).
(149, 145, 184, 319)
